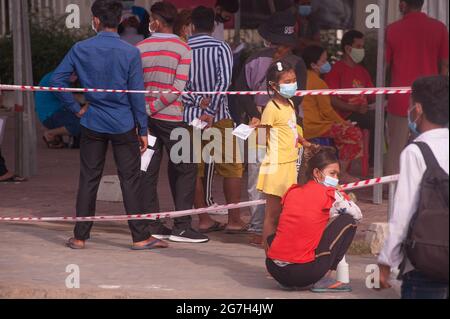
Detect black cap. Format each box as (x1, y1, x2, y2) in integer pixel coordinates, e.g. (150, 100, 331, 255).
(258, 11, 297, 46)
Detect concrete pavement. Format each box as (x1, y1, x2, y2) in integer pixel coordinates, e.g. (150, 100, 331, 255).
(0, 111, 398, 299)
(0, 221, 398, 299)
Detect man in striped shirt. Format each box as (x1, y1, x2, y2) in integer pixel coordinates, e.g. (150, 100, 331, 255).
(183, 6, 246, 234)
(137, 1, 209, 244)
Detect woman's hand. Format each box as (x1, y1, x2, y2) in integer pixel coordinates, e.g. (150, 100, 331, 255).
(249, 117, 261, 128)
(376, 264, 393, 290)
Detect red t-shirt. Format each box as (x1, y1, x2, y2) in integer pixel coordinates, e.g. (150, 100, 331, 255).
(268, 181, 349, 264)
(386, 12, 449, 117)
(325, 61, 374, 119)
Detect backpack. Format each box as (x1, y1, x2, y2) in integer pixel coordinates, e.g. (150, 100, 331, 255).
(402, 142, 449, 283)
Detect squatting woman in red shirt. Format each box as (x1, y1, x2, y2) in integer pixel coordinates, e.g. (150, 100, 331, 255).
(266, 149, 363, 293)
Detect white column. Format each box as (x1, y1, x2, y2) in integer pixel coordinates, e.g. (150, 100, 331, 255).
(373, 0, 387, 205)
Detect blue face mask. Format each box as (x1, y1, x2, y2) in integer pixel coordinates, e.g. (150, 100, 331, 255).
(319, 62, 332, 74)
(408, 106, 421, 135)
(298, 5, 312, 16)
(279, 82, 298, 99)
(322, 173, 339, 188)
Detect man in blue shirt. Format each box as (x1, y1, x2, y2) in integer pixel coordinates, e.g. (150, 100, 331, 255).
(51, 0, 167, 250)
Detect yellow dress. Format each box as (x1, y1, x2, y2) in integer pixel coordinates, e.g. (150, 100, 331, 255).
(257, 100, 301, 197)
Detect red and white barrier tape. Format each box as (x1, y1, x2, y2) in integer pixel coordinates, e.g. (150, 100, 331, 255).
(0, 200, 266, 223)
(0, 175, 399, 223)
(0, 84, 412, 96)
(341, 174, 399, 190)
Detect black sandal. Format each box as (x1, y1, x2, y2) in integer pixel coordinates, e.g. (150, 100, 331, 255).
(199, 222, 227, 234)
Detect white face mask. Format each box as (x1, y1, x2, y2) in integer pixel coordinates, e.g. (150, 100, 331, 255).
(91, 20, 98, 34)
(315, 170, 340, 188)
(350, 48, 365, 64)
(149, 21, 157, 34)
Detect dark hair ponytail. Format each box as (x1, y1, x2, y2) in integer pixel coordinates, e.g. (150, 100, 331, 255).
(305, 148, 339, 182)
(302, 45, 326, 70)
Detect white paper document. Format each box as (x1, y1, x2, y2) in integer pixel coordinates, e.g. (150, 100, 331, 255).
(148, 134, 157, 148)
(141, 134, 157, 172)
(190, 118, 208, 130)
(141, 149, 155, 172)
(232, 124, 255, 141)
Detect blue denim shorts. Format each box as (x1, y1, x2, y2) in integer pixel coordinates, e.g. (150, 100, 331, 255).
(43, 109, 81, 137)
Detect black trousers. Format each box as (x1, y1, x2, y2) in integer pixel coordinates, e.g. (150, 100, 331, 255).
(0, 147, 7, 176)
(266, 214, 357, 288)
(348, 110, 376, 165)
(74, 126, 151, 243)
(141, 118, 196, 232)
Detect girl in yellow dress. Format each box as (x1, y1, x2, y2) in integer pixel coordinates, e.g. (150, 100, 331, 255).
(257, 60, 314, 248)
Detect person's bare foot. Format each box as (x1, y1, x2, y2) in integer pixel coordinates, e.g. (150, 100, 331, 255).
(0, 172, 26, 183)
(44, 131, 56, 142)
(66, 238, 85, 249)
(225, 220, 249, 233)
(0, 172, 14, 181)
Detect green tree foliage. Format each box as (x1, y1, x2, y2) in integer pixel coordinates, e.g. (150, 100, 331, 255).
(0, 14, 90, 84)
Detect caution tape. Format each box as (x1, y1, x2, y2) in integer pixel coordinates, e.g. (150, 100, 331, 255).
(0, 84, 412, 96)
(0, 175, 399, 223)
(340, 174, 399, 191)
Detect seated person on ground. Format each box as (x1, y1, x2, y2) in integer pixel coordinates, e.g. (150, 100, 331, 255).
(301, 45, 364, 183)
(325, 30, 376, 165)
(35, 72, 82, 149)
(266, 149, 362, 293)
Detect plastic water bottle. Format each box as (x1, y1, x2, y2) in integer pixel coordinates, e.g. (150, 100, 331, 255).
(336, 256, 350, 284)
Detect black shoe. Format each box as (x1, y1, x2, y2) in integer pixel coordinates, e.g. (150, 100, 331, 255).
(169, 228, 210, 243)
(151, 225, 172, 240)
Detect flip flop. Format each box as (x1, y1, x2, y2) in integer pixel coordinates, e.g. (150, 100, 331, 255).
(310, 277, 352, 293)
(131, 238, 169, 250)
(42, 136, 65, 149)
(225, 224, 250, 234)
(0, 175, 27, 184)
(198, 222, 227, 234)
(66, 238, 85, 250)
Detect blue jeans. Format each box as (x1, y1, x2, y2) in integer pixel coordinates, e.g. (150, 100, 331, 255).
(402, 271, 449, 299)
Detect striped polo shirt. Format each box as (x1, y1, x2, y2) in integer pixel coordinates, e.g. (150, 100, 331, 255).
(137, 33, 192, 122)
(183, 34, 233, 125)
